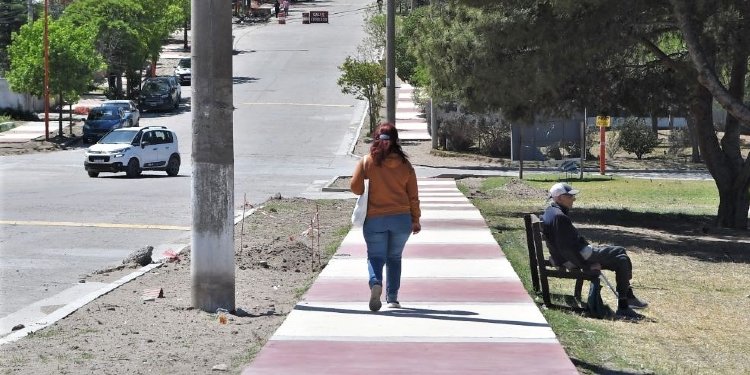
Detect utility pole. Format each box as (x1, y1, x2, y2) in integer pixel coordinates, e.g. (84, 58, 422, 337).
(385, 0, 395, 124)
(191, 0, 236, 313)
(27, 0, 33, 22)
(43, 0, 49, 141)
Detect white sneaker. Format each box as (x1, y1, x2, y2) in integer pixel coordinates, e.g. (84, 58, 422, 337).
(387, 301, 401, 308)
(369, 285, 382, 312)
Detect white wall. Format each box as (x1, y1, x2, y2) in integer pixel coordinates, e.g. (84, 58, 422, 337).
(0, 78, 44, 112)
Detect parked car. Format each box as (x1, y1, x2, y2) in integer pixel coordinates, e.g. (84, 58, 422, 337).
(153, 75, 182, 102)
(174, 58, 191, 85)
(82, 106, 128, 144)
(84, 125, 181, 178)
(101, 100, 140, 127)
(138, 77, 180, 112)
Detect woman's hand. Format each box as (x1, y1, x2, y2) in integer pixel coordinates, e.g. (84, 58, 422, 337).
(411, 222, 421, 234)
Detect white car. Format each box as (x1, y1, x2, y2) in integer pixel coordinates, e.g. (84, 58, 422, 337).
(174, 58, 191, 85)
(84, 126, 181, 178)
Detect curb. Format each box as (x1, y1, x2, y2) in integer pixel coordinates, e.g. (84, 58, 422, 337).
(321, 175, 351, 192)
(0, 245, 188, 346)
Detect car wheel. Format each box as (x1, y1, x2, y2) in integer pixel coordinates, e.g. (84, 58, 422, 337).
(87, 171, 99, 178)
(166, 155, 180, 176)
(126, 158, 141, 178)
(174, 98, 179, 109)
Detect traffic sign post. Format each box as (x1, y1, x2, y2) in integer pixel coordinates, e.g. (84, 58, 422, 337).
(596, 116, 610, 175)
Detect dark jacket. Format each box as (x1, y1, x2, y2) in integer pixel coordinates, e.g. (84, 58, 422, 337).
(541, 203, 592, 271)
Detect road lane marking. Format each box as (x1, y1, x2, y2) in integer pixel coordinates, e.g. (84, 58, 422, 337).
(241, 102, 353, 107)
(0, 220, 190, 231)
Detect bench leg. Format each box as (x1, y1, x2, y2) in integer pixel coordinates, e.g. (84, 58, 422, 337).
(540, 274, 552, 307)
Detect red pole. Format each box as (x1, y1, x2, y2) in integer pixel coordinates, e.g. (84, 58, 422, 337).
(43, 0, 50, 140)
(599, 125, 605, 175)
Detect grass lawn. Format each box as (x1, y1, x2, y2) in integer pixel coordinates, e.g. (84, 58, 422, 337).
(458, 175, 750, 375)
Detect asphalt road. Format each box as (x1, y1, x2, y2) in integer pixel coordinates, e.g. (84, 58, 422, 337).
(0, 0, 371, 321)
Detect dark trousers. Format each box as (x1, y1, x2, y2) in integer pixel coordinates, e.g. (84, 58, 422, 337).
(587, 245, 633, 298)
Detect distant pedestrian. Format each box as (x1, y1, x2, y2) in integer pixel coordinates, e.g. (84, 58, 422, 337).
(350, 123, 421, 312)
(282, 0, 289, 17)
(274, 0, 280, 17)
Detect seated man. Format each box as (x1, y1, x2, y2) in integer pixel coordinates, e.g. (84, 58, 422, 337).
(541, 182, 648, 319)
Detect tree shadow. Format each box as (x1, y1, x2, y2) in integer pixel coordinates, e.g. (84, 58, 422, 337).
(570, 358, 655, 375)
(233, 76, 260, 85)
(294, 304, 550, 327)
(571, 208, 750, 264)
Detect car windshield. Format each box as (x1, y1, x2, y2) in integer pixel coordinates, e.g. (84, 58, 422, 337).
(99, 130, 138, 144)
(88, 108, 120, 120)
(178, 59, 191, 68)
(102, 103, 129, 112)
(142, 81, 169, 93)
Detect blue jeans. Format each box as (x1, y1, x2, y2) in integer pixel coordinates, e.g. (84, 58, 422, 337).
(363, 213, 412, 303)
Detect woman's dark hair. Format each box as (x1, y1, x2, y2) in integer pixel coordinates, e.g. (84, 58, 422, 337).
(370, 122, 408, 165)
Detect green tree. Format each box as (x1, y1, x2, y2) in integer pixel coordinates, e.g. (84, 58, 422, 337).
(0, 0, 31, 72)
(139, 0, 187, 77)
(411, 0, 750, 229)
(618, 118, 660, 160)
(337, 56, 385, 135)
(6, 19, 103, 133)
(61, 0, 185, 98)
(62, 0, 145, 98)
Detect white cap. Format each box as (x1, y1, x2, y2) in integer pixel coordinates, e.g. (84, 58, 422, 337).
(549, 182, 579, 198)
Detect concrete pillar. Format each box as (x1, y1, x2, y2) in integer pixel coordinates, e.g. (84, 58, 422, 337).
(191, 0, 235, 312)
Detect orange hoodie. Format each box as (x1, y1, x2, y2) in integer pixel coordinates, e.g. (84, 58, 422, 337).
(350, 153, 420, 223)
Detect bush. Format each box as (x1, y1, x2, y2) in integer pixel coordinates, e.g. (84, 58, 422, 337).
(477, 113, 510, 157)
(667, 128, 691, 158)
(438, 111, 476, 152)
(545, 142, 563, 160)
(605, 128, 622, 159)
(564, 141, 581, 158)
(584, 125, 599, 159)
(619, 117, 660, 159)
(0, 108, 39, 121)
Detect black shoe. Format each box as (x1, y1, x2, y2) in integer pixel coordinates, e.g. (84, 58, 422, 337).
(627, 297, 649, 309)
(369, 285, 382, 312)
(615, 307, 644, 321)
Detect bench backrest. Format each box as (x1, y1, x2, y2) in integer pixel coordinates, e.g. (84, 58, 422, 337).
(524, 213, 543, 293)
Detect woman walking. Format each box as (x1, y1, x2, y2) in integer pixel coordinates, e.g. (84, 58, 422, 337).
(350, 123, 421, 311)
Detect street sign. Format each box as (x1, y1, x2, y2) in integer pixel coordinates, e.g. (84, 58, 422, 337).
(310, 11, 328, 23)
(596, 116, 611, 127)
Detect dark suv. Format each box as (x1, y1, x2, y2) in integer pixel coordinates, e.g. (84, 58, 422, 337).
(139, 76, 181, 112)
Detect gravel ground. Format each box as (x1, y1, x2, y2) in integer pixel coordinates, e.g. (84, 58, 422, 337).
(0, 198, 354, 374)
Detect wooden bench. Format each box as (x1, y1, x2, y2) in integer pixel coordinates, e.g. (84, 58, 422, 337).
(524, 213, 597, 307)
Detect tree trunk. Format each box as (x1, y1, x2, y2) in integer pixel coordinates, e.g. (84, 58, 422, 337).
(690, 84, 750, 229)
(518, 124, 524, 179)
(184, 20, 189, 50)
(58, 93, 63, 137)
(650, 114, 658, 133)
(671, 0, 750, 130)
(685, 115, 701, 163)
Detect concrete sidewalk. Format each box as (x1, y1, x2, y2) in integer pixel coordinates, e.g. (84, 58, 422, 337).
(242, 178, 578, 374)
(396, 83, 431, 141)
(0, 96, 104, 144)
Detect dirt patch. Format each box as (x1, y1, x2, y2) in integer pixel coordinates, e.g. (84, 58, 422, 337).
(0, 123, 82, 156)
(0, 197, 355, 374)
